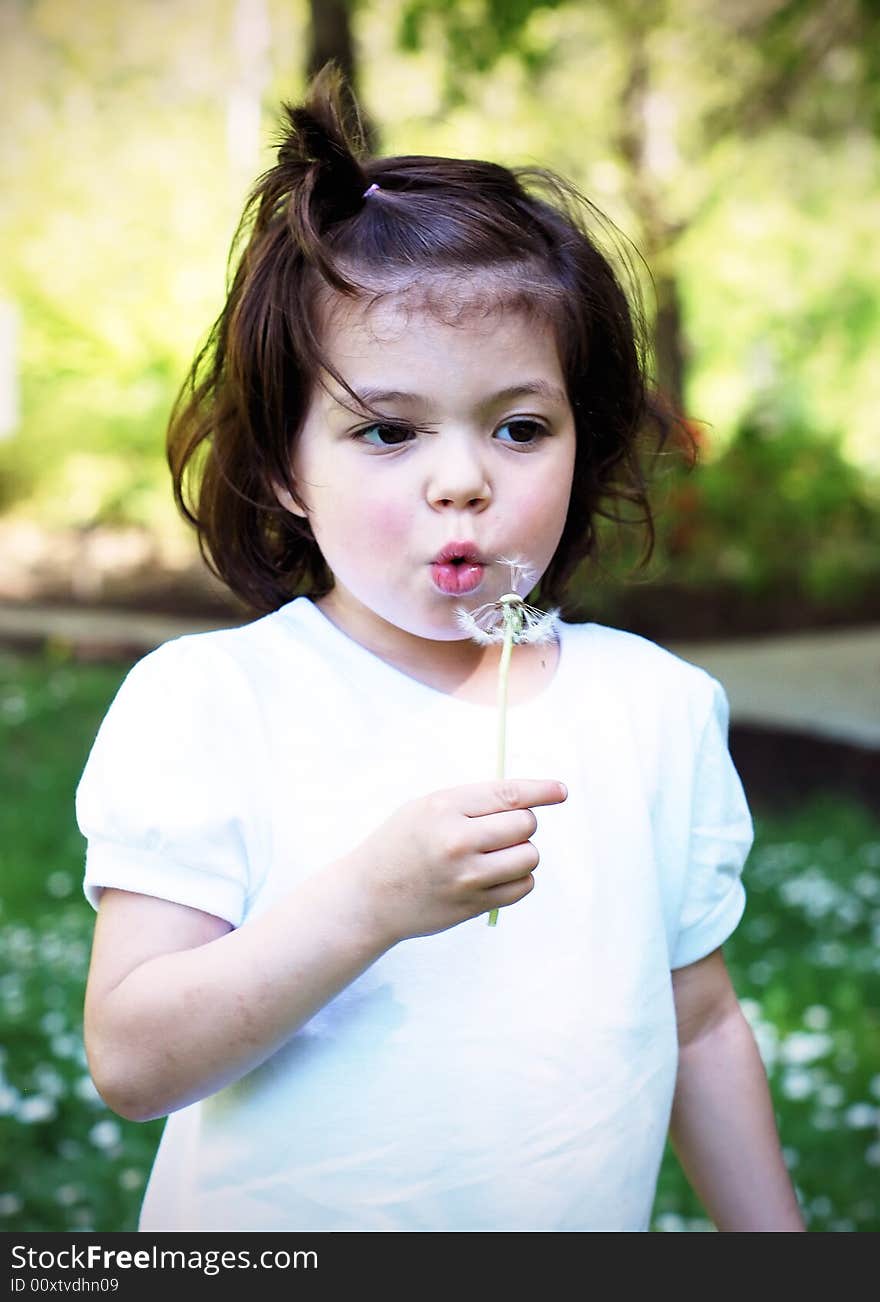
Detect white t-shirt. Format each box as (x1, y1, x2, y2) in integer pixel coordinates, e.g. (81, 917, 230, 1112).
(76, 596, 752, 1232)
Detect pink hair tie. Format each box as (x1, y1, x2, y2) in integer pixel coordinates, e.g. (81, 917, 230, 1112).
(363, 182, 380, 198)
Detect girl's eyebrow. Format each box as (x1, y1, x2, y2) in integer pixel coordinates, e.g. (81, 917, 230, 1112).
(335, 380, 569, 412)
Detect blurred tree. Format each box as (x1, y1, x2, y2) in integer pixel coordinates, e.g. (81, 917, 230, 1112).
(394, 0, 879, 420)
(307, 0, 377, 148)
(0, 0, 877, 609)
(228, 0, 271, 194)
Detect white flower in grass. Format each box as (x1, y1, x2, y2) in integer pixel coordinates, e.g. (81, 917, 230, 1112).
(654, 1213, 686, 1232)
(33, 1065, 66, 1098)
(89, 1119, 121, 1150)
(803, 1005, 831, 1031)
(50, 1033, 81, 1061)
(781, 1068, 814, 1100)
(40, 1010, 66, 1036)
(17, 1094, 56, 1123)
(75, 1075, 102, 1105)
(781, 1031, 832, 1066)
(47, 872, 73, 899)
(845, 1103, 878, 1129)
(818, 1083, 845, 1108)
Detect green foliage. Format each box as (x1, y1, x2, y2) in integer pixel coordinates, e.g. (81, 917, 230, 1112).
(655, 795, 880, 1233)
(0, 649, 160, 1231)
(655, 409, 880, 601)
(1, 648, 878, 1231)
(2, 0, 880, 601)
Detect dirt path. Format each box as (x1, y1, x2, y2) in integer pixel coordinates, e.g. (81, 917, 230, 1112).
(2, 600, 878, 750)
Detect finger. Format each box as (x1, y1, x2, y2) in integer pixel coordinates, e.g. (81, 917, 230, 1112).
(455, 779, 568, 819)
(480, 871, 536, 911)
(472, 841, 541, 888)
(469, 807, 538, 853)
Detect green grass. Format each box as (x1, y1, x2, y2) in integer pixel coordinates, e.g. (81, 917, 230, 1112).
(1, 648, 878, 1232)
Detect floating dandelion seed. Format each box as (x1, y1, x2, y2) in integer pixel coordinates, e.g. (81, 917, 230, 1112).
(455, 556, 559, 928)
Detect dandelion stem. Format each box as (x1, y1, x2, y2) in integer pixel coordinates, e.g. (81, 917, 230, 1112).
(488, 600, 521, 928)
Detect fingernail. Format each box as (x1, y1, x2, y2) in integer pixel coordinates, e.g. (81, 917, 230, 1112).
(559, 782, 568, 799)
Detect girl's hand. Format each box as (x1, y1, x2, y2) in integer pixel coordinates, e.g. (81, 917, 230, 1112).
(346, 778, 568, 944)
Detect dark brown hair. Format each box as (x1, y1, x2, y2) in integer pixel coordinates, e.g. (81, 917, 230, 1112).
(168, 62, 686, 615)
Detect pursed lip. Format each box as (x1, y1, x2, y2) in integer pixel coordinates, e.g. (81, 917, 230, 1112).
(431, 541, 488, 565)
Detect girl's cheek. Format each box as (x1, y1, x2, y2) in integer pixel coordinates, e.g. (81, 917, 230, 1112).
(363, 501, 414, 544)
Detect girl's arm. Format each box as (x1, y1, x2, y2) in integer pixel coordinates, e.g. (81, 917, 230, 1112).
(668, 947, 807, 1231)
(84, 777, 566, 1122)
(84, 858, 387, 1123)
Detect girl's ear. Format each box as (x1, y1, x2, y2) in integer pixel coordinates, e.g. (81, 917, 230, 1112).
(272, 479, 308, 519)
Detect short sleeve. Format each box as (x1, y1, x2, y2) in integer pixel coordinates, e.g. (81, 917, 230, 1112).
(670, 677, 753, 969)
(75, 638, 269, 926)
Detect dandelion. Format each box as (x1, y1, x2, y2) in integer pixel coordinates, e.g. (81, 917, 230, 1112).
(455, 556, 559, 928)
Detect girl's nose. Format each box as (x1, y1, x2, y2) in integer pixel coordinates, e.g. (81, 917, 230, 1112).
(426, 436, 491, 511)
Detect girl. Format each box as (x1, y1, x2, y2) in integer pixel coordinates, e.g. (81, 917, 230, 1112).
(77, 64, 805, 1233)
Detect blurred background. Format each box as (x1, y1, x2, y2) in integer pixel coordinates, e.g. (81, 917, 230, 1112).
(1, 0, 878, 1232)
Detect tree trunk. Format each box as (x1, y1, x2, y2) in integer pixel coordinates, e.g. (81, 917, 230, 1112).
(306, 0, 377, 150)
(652, 270, 686, 419)
(616, 23, 687, 417)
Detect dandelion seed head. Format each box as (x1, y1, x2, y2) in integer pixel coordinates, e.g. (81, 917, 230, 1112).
(454, 554, 559, 646)
(455, 601, 560, 645)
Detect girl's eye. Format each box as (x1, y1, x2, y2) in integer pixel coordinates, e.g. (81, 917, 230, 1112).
(356, 423, 415, 448)
(494, 419, 548, 446)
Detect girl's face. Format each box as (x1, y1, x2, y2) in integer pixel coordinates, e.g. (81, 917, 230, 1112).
(281, 289, 577, 659)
